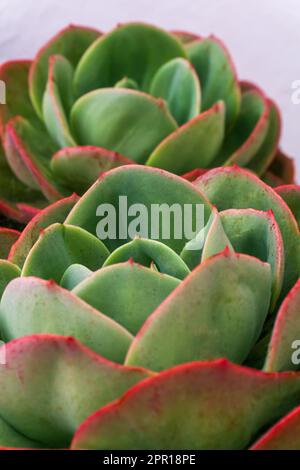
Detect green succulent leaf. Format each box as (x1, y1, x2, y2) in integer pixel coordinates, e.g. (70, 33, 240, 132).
(72, 359, 300, 450)
(0, 336, 151, 448)
(71, 89, 177, 163)
(0, 416, 43, 449)
(0, 229, 20, 259)
(29, 25, 101, 117)
(42, 55, 76, 148)
(4, 117, 62, 200)
(265, 279, 300, 372)
(195, 166, 300, 299)
(65, 165, 212, 254)
(51, 146, 133, 194)
(60, 263, 93, 290)
(8, 194, 79, 268)
(103, 237, 190, 280)
(21, 223, 109, 282)
(74, 261, 180, 335)
(218, 90, 270, 167)
(251, 406, 300, 450)
(0, 61, 41, 138)
(187, 37, 241, 130)
(0, 277, 133, 362)
(114, 77, 138, 90)
(180, 207, 233, 269)
(276, 185, 300, 228)
(220, 209, 284, 310)
(126, 251, 271, 371)
(150, 58, 201, 125)
(0, 260, 20, 300)
(146, 102, 225, 174)
(74, 22, 186, 96)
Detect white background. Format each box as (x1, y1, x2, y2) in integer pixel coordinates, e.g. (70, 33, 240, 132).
(0, 0, 299, 179)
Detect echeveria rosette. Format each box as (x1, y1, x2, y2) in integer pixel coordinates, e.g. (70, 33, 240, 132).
(0, 166, 299, 449)
(0, 23, 294, 223)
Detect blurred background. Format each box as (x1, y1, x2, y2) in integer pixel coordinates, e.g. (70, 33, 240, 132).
(0, 0, 299, 178)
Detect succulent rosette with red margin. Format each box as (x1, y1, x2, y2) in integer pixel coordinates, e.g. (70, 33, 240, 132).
(0, 23, 295, 224)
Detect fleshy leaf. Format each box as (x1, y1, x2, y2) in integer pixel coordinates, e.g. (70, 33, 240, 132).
(0, 416, 42, 449)
(146, 102, 225, 174)
(8, 194, 79, 268)
(51, 146, 133, 194)
(220, 208, 284, 310)
(71, 359, 300, 450)
(74, 261, 180, 335)
(266, 150, 296, 186)
(103, 237, 190, 280)
(195, 166, 300, 299)
(42, 55, 76, 147)
(125, 250, 271, 371)
(60, 264, 93, 290)
(0, 61, 41, 138)
(0, 335, 151, 448)
(0, 277, 133, 362)
(71, 89, 177, 163)
(0, 229, 20, 259)
(171, 30, 202, 44)
(0, 260, 20, 299)
(187, 37, 241, 130)
(264, 279, 300, 372)
(276, 185, 300, 228)
(22, 223, 109, 281)
(251, 405, 300, 450)
(4, 117, 62, 200)
(74, 22, 186, 96)
(218, 89, 270, 166)
(29, 25, 101, 117)
(150, 58, 201, 125)
(115, 77, 138, 89)
(65, 165, 212, 254)
(180, 207, 233, 269)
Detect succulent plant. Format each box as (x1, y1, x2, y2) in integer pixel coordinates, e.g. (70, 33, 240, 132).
(0, 164, 299, 449)
(0, 23, 295, 224)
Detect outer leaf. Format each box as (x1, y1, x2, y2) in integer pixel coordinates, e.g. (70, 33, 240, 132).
(71, 359, 300, 450)
(264, 279, 300, 372)
(150, 58, 201, 125)
(65, 165, 212, 254)
(265, 150, 296, 187)
(21, 223, 109, 282)
(74, 261, 180, 335)
(0, 335, 151, 447)
(0, 61, 41, 138)
(125, 250, 271, 371)
(0, 228, 20, 259)
(51, 146, 133, 194)
(4, 117, 62, 200)
(251, 405, 300, 450)
(276, 185, 300, 228)
(187, 37, 241, 130)
(29, 25, 101, 117)
(42, 55, 76, 147)
(103, 237, 190, 280)
(8, 193, 79, 268)
(195, 166, 300, 298)
(0, 277, 133, 363)
(171, 30, 202, 44)
(0, 260, 20, 299)
(146, 102, 225, 174)
(71, 89, 177, 164)
(74, 22, 186, 96)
